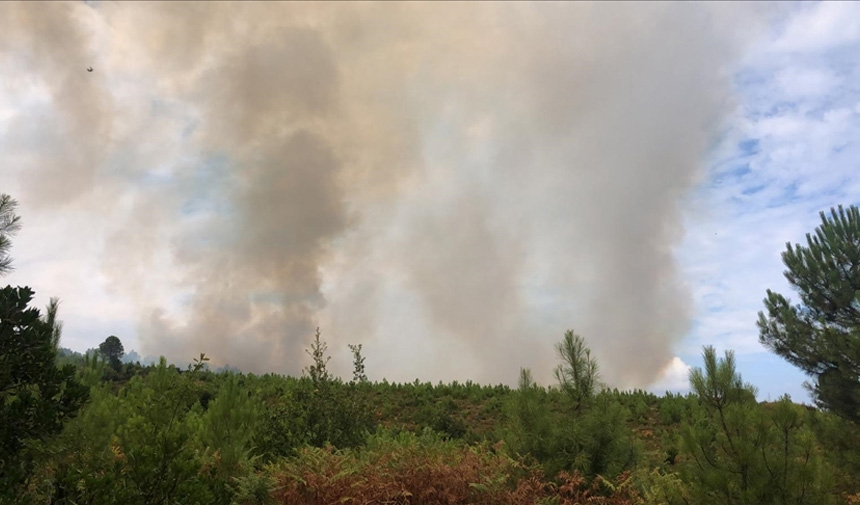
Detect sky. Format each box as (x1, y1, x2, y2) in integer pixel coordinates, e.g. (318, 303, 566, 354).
(0, 2, 858, 401)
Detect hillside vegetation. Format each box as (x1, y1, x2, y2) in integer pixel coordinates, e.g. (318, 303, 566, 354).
(2, 330, 859, 505)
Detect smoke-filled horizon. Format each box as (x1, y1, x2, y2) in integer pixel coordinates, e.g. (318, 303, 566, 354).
(0, 3, 777, 388)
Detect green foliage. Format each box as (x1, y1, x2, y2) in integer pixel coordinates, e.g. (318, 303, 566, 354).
(254, 379, 315, 459)
(681, 347, 834, 505)
(0, 286, 89, 498)
(44, 297, 63, 351)
(763, 398, 833, 504)
(681, 347, 766, 504)
(0, 194, 21, 276)
(82, 360, 209, 504)
(254, 331, 374, 461)
(194, 374, 264, 504)
(231, 468, 277, 505)
(259, 378, 372, 456)
(192, 352, 211, 372)
(689, 346, 758, 408)
(38, 360, 268, 505)
(304, 330, 373, 449)
(502, 335, 637, 480)
(808, 408, 860, 495)
(304, 327, 330, 385)
(501, 368, 556, 467)
(657, 392, 692, 426)
(7, 336, 860, 504)
(417, 396, 467, 440)
(7, 311, 860, 503)
(348, 343, 367, 383)
(758, 204, 860, 424)
(574, 393, 639, 477)
(632, 469, 692, 505)
(98, 335, 125, 371)
(554, 329, 600, 410)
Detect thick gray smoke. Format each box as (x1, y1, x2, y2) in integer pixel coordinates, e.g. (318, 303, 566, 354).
(0, 3, 774, 386)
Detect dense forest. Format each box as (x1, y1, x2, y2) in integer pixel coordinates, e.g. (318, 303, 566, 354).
(3, 195, 860, 505)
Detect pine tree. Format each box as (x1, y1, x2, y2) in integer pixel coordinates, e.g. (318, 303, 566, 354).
(348, 344, 367, 383)
(502, 368, 555, 465)
(681, 347, 833, 505)
(98, 335, 125, 371)
(682, 347, 765, 504)
(304, 327, 331, 386)
(554, 329, 600, 410)
(0, 286, 89, 497)
(0, 194, 21, 276)
(758, 205, 860, 423)
(44, 297, 63, 351)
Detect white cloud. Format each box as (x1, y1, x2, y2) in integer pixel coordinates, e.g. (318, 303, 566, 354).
(650, 357, 691, 394)
(677, 3, 860, 399)
(775, 67, 837, 99)
(771, 2, 860, 53)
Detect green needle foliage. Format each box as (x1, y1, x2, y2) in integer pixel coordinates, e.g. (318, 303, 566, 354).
(348, 343, 367, 383)
(554, 329, 600, 411)
(7, 333, 857, 505)
(0, 194, 21, 277)
(681, 346, 833, 505)
(0, 286, 89, 499)
(758, 205, 860, 423)
(502, 332, 636, 479)
(44, 297, 63, 351)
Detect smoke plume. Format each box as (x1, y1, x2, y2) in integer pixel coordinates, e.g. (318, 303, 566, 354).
(0, 3, 773, 386)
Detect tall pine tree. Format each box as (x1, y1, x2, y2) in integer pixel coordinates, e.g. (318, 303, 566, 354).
(758, 205, 860, 423)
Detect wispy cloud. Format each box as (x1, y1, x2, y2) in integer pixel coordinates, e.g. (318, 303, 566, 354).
(677, 2, 860, 400)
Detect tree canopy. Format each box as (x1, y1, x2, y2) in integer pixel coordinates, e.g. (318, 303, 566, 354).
(758, 204, 860, 423)
(98, 335, 125, 370)
(0, 286, 89, 494)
